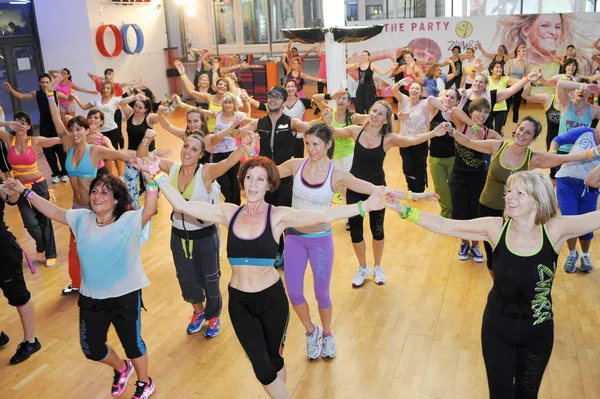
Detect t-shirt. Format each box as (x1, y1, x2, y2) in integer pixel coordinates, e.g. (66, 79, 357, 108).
(66, 208, 151, 299)
(399, 100, 430, 136)
(487, 77, 510, 112)
(317, 53, 327, 80)
(91, 96, 122, 132)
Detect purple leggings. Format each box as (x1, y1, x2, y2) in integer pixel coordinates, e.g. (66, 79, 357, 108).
(283, 228, 334, 309)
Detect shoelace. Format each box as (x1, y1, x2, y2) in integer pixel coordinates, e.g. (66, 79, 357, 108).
(189, 313, 203, 324)
(133, 381, 151, 399)
(207, 318, 218, 329)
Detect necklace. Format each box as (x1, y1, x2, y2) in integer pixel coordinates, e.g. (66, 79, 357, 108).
(96, 215, 115, 227)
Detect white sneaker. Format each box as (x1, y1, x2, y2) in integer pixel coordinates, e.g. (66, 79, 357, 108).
(61, 175, 70, 183)
(52, 176, 60, 184)
(321, 333, 337, 358)
(352, 266, 372, 288)
(373, 265, 387, 285)
(305, 324, 322, 360)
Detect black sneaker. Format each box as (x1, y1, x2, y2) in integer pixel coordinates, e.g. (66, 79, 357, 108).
(61, 284, 80, 295)
(10, 338, 41, 364)
(0, 331, 9, 348)
(132, 377, 156, 399)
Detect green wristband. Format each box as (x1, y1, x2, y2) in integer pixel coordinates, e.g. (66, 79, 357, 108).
(357, 201, 365, 217)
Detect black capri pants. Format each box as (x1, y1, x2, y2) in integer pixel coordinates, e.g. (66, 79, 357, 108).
(0, 237, 31, 307)
(212, 151, 241, 205)
(481, 306, 553, 399)
(79, 290, 147, 361)
(450, 169, 487, 221)
(399, 142, 429, 193)
(346, 189, 385, 244)
(228, 279, 289, 386)
(355, 84, 377, 114)
(102, 127, 121, 151)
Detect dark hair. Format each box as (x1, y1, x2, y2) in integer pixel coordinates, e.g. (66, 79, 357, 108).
(185, 108, 209, 137)
(104, 68, 114, 77)
(513, 44, 526, 57)
(403, 51, 415, 59)
(216, 77, 230, 91)
(567, 44, 575, 50)
(67, 116, 89, 131)
(291, 47, 298, 53)
(186, 132, 206, 154)
(466, 47, 474, 53)
(87, 109, 105, 123)
(469, 98, 491, 113)
(452, 45, 461, 53)
(88, 174, 133, 220)
(488, 60, 505, 76)
(577, 77, 591, 84)
(517, 116, 542, 139)
(141, 88, 156, 102)
(305, 123, 335, 158)
(62, 68, 72, 81)
(14, 112, 33, 136)
(339, 91, 355, 127)
(444, 88, 461, 103)
(498, 44, 508, 55)
(39, 73, 51, 82)
(564, 58, 579, 75)
(362, 50, 370, 56)
(238, 156, 280, 193)
(284, 78, 298, 88)
(134, 98, 153, 116)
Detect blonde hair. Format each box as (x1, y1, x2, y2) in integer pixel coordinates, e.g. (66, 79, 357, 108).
(505, 171, 557, 225)
(425, 63, 441, 79)
(221, 92, 239, 112)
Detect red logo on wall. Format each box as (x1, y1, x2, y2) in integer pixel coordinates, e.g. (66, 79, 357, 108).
(96, 24, 144, 57)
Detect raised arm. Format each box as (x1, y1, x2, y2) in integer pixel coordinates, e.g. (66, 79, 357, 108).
(174, 60, 212, 102)
(72, 94, 95, 110)
(157, 109, 186, 141)
(204, 132, 255, 182)
(521, 83, 551, 108)
(3, 82, 35, 100)
(46, 86, 74, 152)
(69, 81, 98, 95)
(476, 43, 495, 60)
(300, 71, 325, 84)
(119, 93, 147, 118)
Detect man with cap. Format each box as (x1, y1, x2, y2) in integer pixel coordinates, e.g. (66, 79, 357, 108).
(239, 86, 325, 266)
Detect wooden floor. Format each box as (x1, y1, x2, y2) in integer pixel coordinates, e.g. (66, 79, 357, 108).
(1, 102, 600, 399)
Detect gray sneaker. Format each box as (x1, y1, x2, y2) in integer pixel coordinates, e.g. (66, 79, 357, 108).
(321, 333, 337, 358)
(580, 254, 593, 273)
(305, 324, 322, 360)
(564, 252, 579, 274)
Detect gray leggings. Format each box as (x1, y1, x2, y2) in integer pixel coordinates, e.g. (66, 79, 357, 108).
(170, 227, 222, 319)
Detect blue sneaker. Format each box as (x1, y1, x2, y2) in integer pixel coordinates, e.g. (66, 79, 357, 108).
(187, 311, 205, 334)
(205, 318, 220, 338)
(458, 242, 471, 261)
(564, 252, 579, 274)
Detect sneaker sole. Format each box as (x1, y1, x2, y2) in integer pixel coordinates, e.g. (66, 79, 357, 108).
(458, 255, 469, 261)
(374, 279, 386, 285)
(187, 325, 204, 334)
(472, 258, 485, 263)
(580, 267, 592, 273)
(322, 351, 337, 358)
(564, 267, 577, 274)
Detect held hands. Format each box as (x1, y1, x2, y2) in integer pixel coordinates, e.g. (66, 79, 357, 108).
(527, 68, 543, 83)
(5, 178, 25, 194)
(157, 105, 171, 115)
(432, 122, 453, 137)
(364, 187, 400, 213)
(241, 131, 257, 154)
(136, 156, 160, 174)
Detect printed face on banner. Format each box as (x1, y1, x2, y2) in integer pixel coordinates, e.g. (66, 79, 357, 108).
(346, 12, 599, 97)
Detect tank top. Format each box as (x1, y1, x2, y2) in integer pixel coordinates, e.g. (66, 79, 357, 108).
(557, 102, 592, 153)
(508, 59, 526, 79)
(487, 77, 509, 112)
(126, 115, 154, 151)
(451, 57, 463, 76)
(227, 204, 279, 266)
(36, 90, 58, 135)
(287, 71, 305, 92)
(453, 125, 489, 173)
(349, 128, 386, 185)
(480, 141, 532, 210)
(555, 129, 600, 181)
(462, 90, 498, 129)
(358, 63, 374, 86)
(429, 111, 455, 158)
(317, 53, 327, 79)
(332, 109, 355, 159)
(545, 95, 561, 141)
(399, 99, 429, 137)
(488, 218, 558, 323)
(207, 98, 222, 133)
(169, 163, 220, 234)
(8, 136, 42, 182)
(462, 58, 476, 84)
(292, 158, 335, 211)
(213, 112, 238, 154)
(403, 70, 414, 91)
(66, 145, 98, 178)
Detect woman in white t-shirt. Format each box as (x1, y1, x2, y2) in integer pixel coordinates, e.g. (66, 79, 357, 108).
(5, 174, 158, 399)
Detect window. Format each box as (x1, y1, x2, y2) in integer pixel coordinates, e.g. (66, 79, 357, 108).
(345, 0, 358, 21)
(214, 0, 236, 44)
(394, 0, 426, 18)
(303, 0, 323, 28)
(242, 0, 295, 44)
(543, 0, 575, 13)
(366, 5, 384, 20)
(0, 0, 34, 36)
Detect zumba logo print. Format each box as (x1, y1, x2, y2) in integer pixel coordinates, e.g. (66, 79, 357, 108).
(293, 186, 331, 208)
(532, 263, 555, 325)
(456, 143, 485, 168)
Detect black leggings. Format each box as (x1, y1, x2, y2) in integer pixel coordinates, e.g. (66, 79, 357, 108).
(346, 189, 385, 244)
(399, 142, 428, 193)
(481, 306, 553, 399)
(42, 144, 67, 177)
(228, 279, 289, 386)
(102, 128, 121, 150)
(479, 203, 504, 269)
(355, 84, 377, 114)
(212, 151, 241, 205)
(450, 169, 487, 220)
(445, 74, 462, 90)
(490, 110, 507, 135)
(115, 108, 124, 149)
(506, 88, 524, 124)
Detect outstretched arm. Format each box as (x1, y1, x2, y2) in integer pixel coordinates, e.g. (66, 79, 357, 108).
(5, 179, 67, 224)
(3, 82, 35, 100)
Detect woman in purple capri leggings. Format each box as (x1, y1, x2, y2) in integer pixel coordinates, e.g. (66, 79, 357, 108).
(276, 123, 437, 360)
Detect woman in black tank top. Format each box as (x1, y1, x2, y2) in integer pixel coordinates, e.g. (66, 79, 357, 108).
(386, 170, 600, 398)
(346, 50, 398, 114)
(121, 94, 159, 209)
(325, 101, 448, 287)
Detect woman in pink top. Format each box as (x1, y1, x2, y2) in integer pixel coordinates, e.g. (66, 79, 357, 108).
(49, 68, 97, 125)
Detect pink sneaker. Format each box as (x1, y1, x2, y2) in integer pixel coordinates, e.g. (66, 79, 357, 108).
(132, 377, 156, 399)
(111, 359, 134, 397)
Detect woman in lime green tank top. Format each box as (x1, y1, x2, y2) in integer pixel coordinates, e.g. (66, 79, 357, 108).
(312, 90, 369, 207)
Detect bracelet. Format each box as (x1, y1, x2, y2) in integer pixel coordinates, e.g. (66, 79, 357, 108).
(47, 96, 55, 102)
(406, 190, 412, 201)
(470, 124, 479, 132)
(145, 182, 159, 193)
(586, 148, 594, 159)
(595, 147, 600, 157)
(594, 98, 599, 103)
(579, 83, 585, 90)
(148, 164, 161, 177)
(22, 189, 35, 201)
(324, 94, 331, 100)
(179, 74, 187, 80)
(248, 151, 256, 157)
(46, 91, 54, 97)
(398, 206, 421, 223)
(357, 201, 366, 217)
(548, 149, 557, 154)
(178, 101, 184, 108)
(153, 173, 167, 186)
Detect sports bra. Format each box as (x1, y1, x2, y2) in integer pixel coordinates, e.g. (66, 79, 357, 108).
(66, 145, 98, 178)
(8, 136, 42, 181)
(227, 204, 279, 266)
(56, 80, 71, 105)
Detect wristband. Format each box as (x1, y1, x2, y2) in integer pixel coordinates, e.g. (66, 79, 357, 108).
(470, 124, 480, 133)
(406, 190, 412, 201)
(579, 83, 585, 90)
(586, 148, 594, 159)
(148, 164, 160, 176)
(46, 91, 55, 97)
(594, 98, 599, 103)
(595, 147, 600, 157)
(399, 206, 420, 223)
(179, 74, 187, 80)
(145, 182, 159, 193)
(248, 151, 256, 157)
(23, 189, 35, 201)
(324, 94, 331, 100)
(443, 108, 452, 119)
(548, 149, 557, 154)
(47, 96, 55, 102)
(357, 201, 366, 217)
(153, 173, 167, 186)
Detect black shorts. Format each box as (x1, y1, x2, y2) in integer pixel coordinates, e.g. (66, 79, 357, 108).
(0, 236, 30, 307)
(78, 290, 147, 361)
